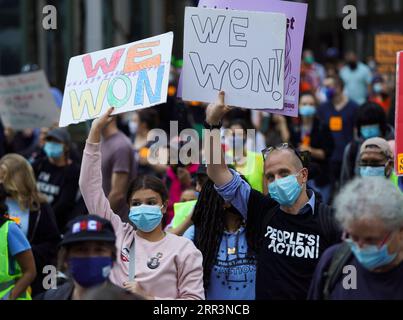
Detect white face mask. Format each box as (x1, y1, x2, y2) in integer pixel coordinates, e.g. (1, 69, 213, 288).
(129, 121, 138, 135)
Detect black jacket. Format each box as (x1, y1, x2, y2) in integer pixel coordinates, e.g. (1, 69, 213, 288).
(291, 117, 334, 186)
(34, 281, 74, 300)
(28, 202, 61, 295)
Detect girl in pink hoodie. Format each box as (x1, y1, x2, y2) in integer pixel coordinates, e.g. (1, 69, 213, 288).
(79, 108, 204, 300)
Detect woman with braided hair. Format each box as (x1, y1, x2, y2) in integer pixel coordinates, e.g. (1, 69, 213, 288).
(181, 179, 257, 300)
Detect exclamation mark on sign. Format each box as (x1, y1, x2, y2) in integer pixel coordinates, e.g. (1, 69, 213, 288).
(272, 49, 283, 102)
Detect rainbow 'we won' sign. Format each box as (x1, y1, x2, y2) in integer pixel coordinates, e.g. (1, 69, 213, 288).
(59, 32, 173, 127)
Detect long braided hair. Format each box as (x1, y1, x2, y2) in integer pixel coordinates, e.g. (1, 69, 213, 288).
(192, 178, 257, 290)
(192, 179, 225, 290)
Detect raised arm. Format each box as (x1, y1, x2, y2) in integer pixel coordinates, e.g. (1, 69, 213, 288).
(204, 91, 251, 219)
(79, 107, 124, 232)
(204, 91, 233, 186)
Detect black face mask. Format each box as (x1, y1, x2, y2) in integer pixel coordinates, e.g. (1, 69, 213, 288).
(381, 92, 389, 99)
(348, 61, 358, 70)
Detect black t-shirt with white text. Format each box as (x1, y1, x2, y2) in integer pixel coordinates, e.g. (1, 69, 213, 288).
(247, 189, 341, 300)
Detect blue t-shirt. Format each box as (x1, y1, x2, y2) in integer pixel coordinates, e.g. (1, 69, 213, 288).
(6, 222, 31, 275)
(340, 63, 372, 105)
(317, 100, 358, 162)
(6, 199, 30, 237)
(184, 225, 256, 300)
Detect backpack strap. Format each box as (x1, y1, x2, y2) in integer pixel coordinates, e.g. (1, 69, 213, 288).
(322, 242, 353, 300)
(29, 207, 42, 242)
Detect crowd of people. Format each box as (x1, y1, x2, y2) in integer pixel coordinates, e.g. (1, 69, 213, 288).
(1, 49, 402, 300)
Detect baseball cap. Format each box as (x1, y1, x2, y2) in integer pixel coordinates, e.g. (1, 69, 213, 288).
(60, 215, 116, 247)
(360, 137, 393, 159)
(46, 128, 71, 144)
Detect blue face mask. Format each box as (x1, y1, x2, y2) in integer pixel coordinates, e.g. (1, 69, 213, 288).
(325, 87, 335, 101)
(373, 82, 383, 94)
(304, 56, 314, 65)
(129, 204, 163, 232)
(347, 240, 397, 270)
(268, 174, 302, 206)
(44, 141, 64, 159)
(69, 257, 113, 288)
(359, 166, 385, 177)
(299, 105, 316, 117)
(360, 125, 381, 139)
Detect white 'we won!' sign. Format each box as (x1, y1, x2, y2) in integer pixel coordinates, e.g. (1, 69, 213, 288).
(182, 7, 286, 110)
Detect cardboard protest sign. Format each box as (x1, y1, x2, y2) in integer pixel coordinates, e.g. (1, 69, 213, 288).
(395, 51, 403, 176)
(172, 200, 197, 228)
(179, 0, 307, 117)
(0, 70, 59, 130)
(59, 32, 173, 127)
(375, 33, 403, 75)
(182, 7, 286, 110)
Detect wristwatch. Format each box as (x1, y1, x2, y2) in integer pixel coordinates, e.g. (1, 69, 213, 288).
(203, 120, 222, 130)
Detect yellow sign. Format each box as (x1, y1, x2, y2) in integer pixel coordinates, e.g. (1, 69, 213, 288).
(398, 153, 403, 175)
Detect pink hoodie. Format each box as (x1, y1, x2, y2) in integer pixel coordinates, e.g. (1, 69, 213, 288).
(79, 141, 205, 300)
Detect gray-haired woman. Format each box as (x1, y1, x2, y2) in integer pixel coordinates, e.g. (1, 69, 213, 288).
(308, 177, 403, 299)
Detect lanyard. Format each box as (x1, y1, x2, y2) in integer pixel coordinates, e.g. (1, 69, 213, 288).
(128, 237, 136, 281)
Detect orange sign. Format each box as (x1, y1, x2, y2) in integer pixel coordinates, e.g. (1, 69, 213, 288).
(329, 116, 343, 132)
(376, 34, 403, 64)
(302, 135, 311, 147)
(376, 34, 403, 75)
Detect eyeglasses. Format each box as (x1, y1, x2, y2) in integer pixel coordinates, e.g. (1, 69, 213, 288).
(342, 231, 393, 249)
(261, 143, 309, 167)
